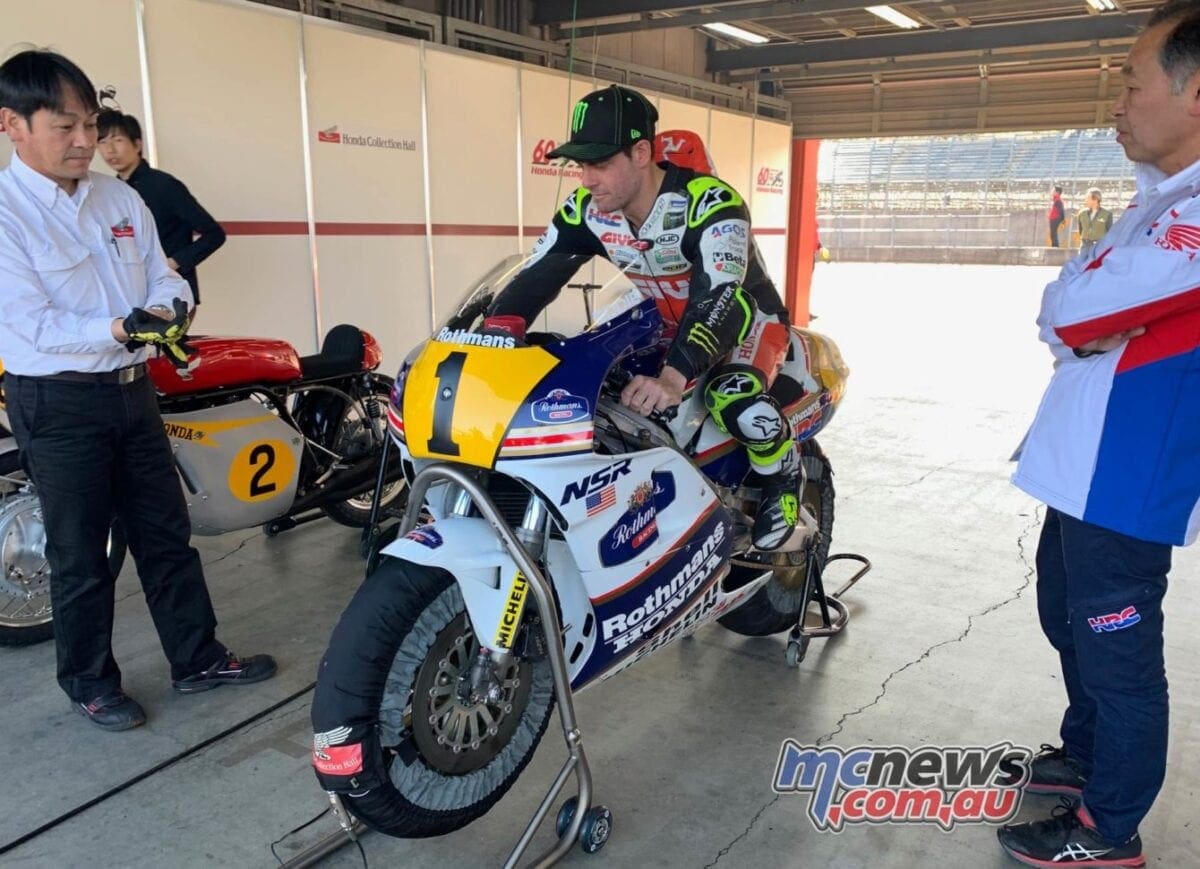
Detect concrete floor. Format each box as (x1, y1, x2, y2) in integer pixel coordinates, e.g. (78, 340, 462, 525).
(1, 262, 1196, 869)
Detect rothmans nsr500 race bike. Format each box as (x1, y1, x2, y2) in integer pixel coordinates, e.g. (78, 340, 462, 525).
(311, 253, 850, 851)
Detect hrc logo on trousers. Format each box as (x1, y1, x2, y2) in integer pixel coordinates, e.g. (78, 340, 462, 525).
(1088, 605, 1141, 633)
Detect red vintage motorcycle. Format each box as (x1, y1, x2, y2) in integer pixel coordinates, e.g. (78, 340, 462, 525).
(0, 324, 406, 646)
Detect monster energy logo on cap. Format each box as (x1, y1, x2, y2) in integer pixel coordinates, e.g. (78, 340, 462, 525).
(548, 84, 659, 164)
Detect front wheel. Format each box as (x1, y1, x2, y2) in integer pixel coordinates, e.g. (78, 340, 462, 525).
(312, 558, 555, 838)
(321, 375, 407, 528)
(718, 439, 835, 637)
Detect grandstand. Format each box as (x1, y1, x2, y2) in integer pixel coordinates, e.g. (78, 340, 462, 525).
(818, 128, 1134, 213)
(816, 129, 1136, 260)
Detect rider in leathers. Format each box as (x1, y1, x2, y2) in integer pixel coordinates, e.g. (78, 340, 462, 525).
(488, 85, 800, 550)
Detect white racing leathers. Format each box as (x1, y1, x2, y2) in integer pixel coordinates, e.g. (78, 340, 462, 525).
(489, 163, 788, 383)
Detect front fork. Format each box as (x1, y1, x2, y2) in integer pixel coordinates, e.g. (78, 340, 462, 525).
(454, 486, 550, 704)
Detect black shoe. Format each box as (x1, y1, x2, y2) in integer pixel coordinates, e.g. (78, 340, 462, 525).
(1025, 744, 1087, 796)
(752, 471, 801, 550)
(73, 689, 146, 731)
(172, 651, 277, 694)
(997, 798, 1144, 867)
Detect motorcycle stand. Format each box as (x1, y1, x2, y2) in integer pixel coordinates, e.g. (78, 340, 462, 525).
(785, 543, 872, 668)
(283, 464, 601, 869)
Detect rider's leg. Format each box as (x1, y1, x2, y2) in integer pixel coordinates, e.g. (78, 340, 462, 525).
(704, 318, 798, 550)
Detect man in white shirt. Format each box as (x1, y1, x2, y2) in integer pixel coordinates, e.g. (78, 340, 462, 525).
(999, 3, 1200, 866)
(0, 50, 275, 731)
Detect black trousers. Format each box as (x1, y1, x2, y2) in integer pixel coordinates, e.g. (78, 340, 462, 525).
(7, 373, 225, 701)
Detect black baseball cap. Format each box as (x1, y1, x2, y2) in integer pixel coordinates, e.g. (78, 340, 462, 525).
(547, 85, 658, 163)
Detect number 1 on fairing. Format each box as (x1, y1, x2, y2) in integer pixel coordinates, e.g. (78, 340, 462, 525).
(428, 351, 466, 456)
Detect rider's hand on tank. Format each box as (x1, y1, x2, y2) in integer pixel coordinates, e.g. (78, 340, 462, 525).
(621, 366, 686, 416)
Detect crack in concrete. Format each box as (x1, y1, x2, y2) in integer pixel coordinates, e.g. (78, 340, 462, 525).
(200, 531, 260, 569)
(703, 506, 1043, 868)
(110, 529, 262, 605)
(837, 460, 965, 503)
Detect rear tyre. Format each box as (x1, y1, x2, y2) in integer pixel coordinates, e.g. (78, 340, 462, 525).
(718, 439, 834, 637)
(312, 557, 555, 838)
(321, 375, 407, 528)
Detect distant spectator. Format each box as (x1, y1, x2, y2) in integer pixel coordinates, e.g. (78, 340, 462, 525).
(1047, 185, 1065, 247)
(1075, 188, 1113, 260)
(97, 111, 225, 305)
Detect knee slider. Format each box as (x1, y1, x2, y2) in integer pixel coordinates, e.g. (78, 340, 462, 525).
(705, 368, 789, 451)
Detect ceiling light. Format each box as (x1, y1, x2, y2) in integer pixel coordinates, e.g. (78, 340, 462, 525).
(865, 5, 922, 29)
(1085, 0, 1117, 10)
(702, 22, 770, 44)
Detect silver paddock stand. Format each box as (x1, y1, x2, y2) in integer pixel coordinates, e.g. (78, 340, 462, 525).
(783, 542, 872, 668)
(285, 463, 598, 869)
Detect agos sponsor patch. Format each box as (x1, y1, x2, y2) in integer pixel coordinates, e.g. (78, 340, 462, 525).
(710, 222, 746, 240)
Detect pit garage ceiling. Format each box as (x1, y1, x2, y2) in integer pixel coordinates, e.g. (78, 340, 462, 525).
(533, 1, 1162, 137)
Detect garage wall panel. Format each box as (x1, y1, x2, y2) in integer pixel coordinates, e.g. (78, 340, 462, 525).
(656, 98, 711, 158)
(425, 49, 522, 320)
(143, 0, 315, 350)
(0, 0, 145, 172)
(750, 118, 792, 291)
(302, 20, 429, 365)
(520, 69, 598, 232)
(707, 109, 754, 205)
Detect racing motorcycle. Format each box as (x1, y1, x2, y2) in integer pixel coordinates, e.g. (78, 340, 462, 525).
(310, 254, 849, 850)
(0, 324, 405, 646)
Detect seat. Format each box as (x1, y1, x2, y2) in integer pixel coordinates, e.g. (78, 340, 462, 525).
(298, 324, 365, 381)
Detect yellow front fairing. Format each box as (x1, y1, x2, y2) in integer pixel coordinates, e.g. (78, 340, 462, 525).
(403, 338, 560, 468)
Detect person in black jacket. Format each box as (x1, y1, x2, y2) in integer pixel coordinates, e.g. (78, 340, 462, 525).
(97, 110, 225, 304)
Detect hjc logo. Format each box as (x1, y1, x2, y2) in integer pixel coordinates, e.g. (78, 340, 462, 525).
(560, 459, 632, 505)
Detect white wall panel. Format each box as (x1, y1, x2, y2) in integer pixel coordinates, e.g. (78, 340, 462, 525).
(425, 49, 522, 320)
(750, 118, 793, 292)
(707, 109, 754, 204)
(302, 20, 428, 365)
(144, 0, 306, 220)
(520, 69, 598, 233)
(304, 23, 424, 224)
(0, 0, 145, 173)
(143, 0, 315, 350)
(315, 238, 429, 370)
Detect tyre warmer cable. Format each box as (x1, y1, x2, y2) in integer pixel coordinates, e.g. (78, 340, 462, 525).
(0, 682, 336, 862)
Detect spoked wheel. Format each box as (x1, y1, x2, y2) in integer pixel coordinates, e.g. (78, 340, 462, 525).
(0, 474, 128, 646)
(311, 558, 555, 838)
(321, 375, 407, 528)
(718, 439, 835, 637)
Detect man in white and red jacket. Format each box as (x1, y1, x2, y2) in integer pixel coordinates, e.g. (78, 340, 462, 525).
(1000, 3, 1200, 867)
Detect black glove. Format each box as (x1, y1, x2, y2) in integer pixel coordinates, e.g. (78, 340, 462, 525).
(122, 297, 194, 367)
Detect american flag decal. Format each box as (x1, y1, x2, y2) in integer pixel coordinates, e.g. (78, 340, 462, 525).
(586, 485, 616, 516)
(1158, 223, 1200, 252)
